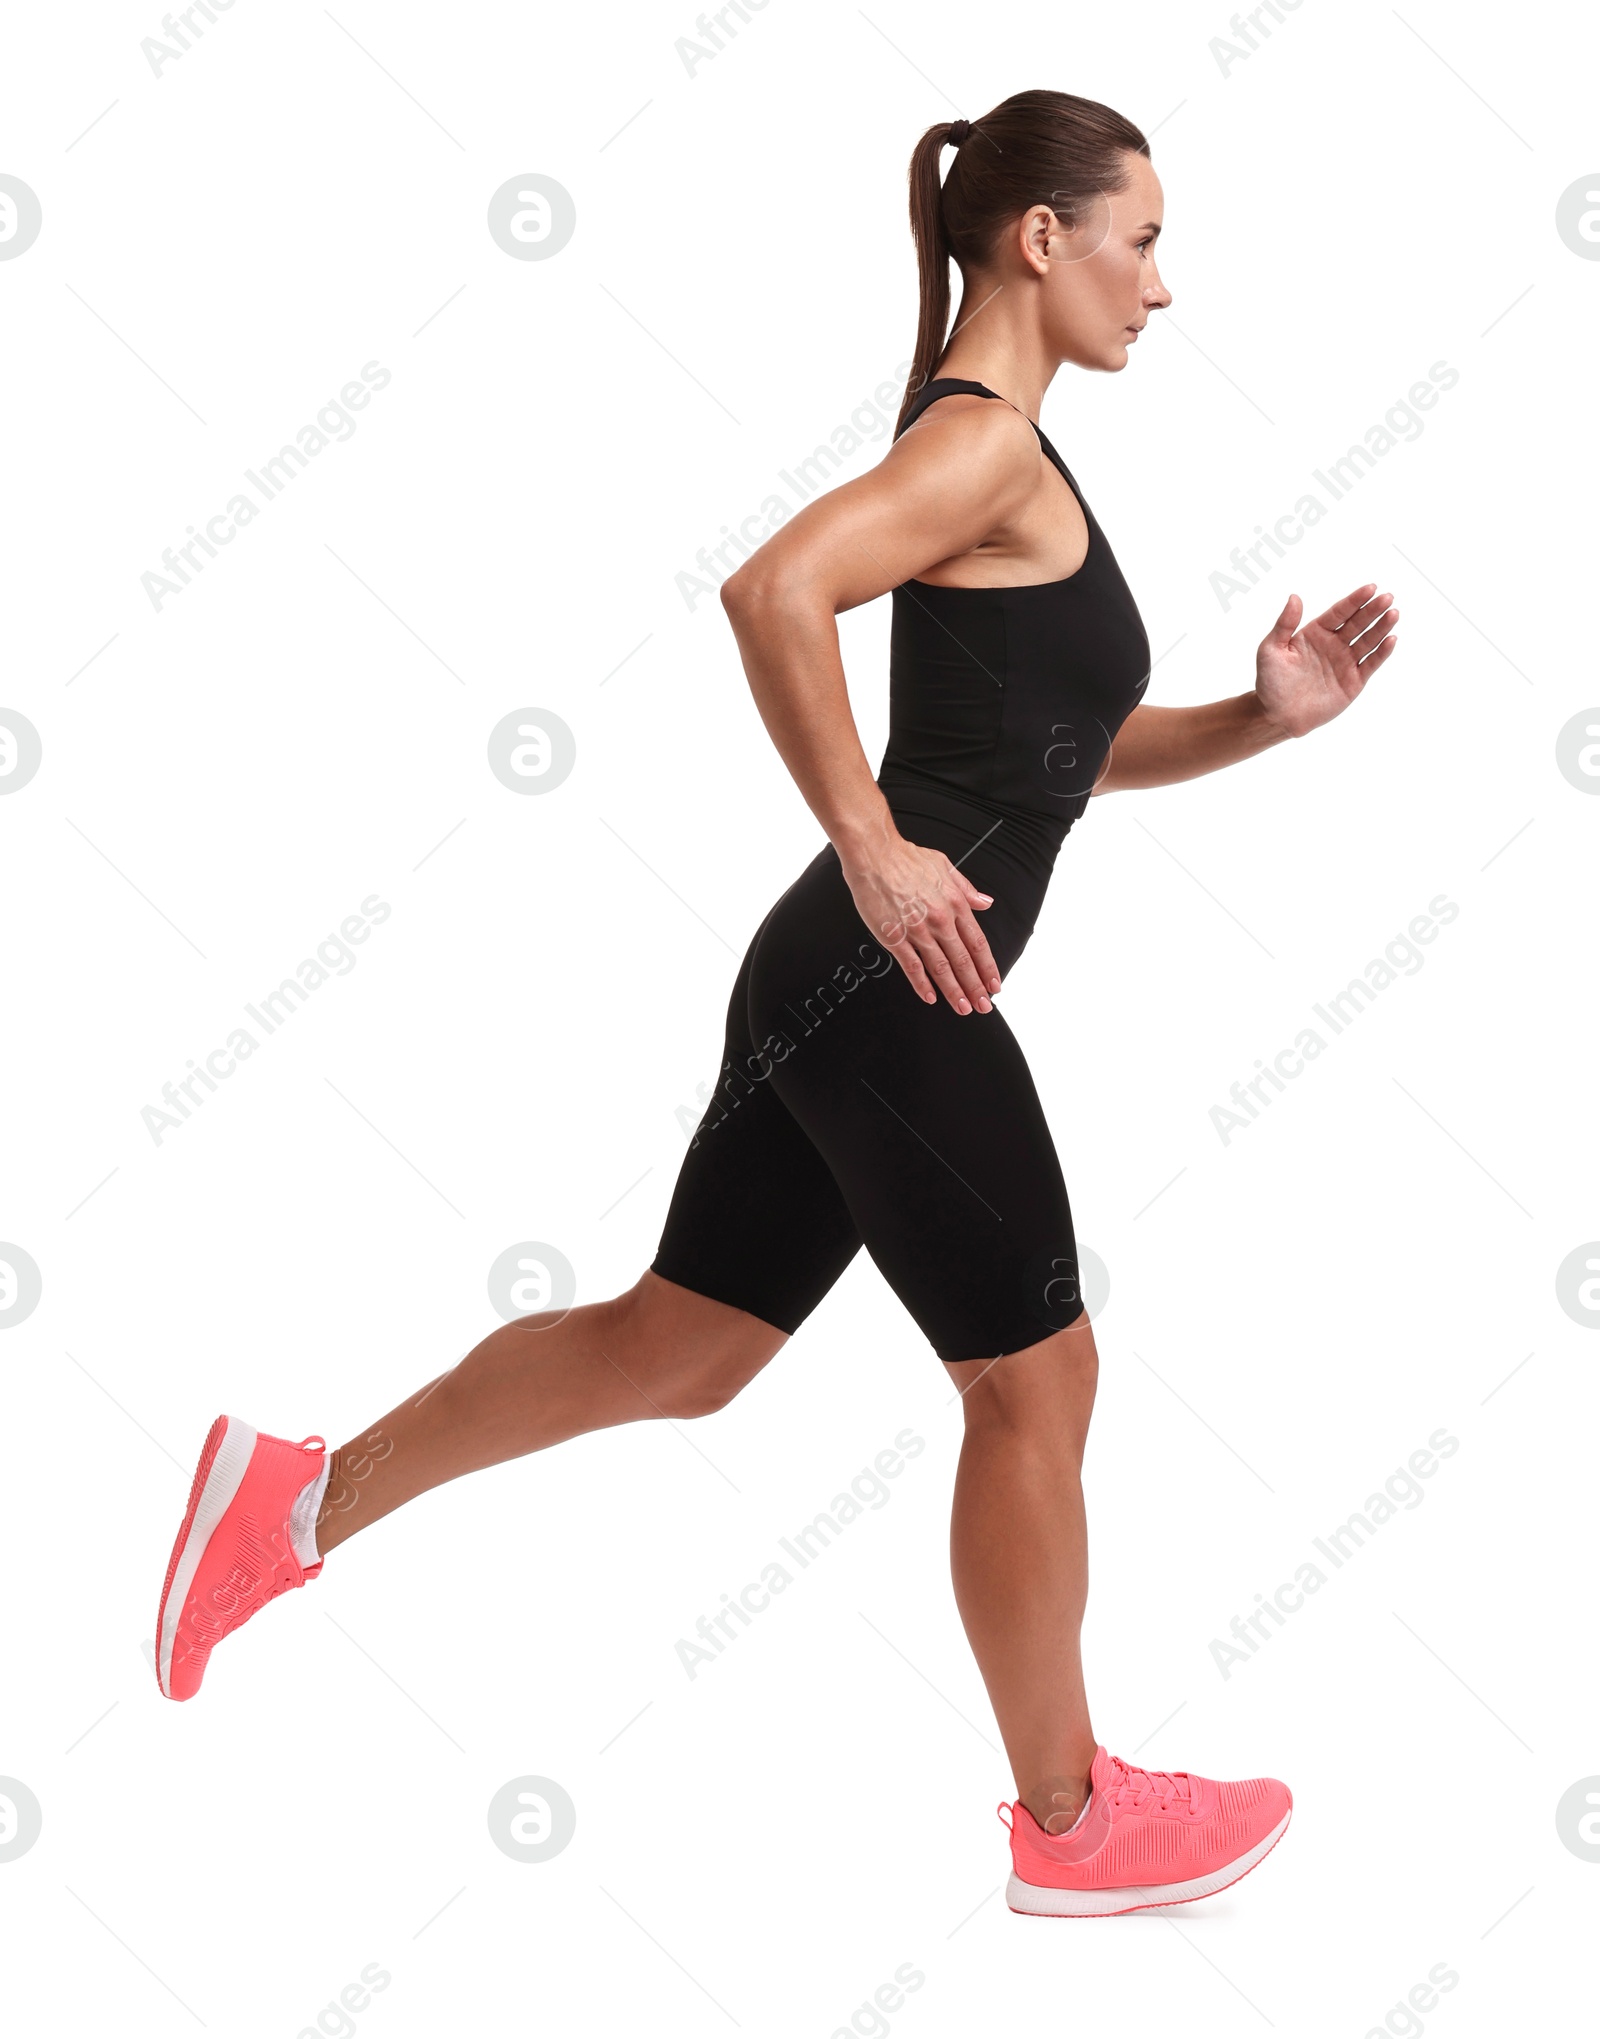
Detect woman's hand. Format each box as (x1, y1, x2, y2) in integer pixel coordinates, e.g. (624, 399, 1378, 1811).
(1254, 583, 1399, 739)
(838, 833, 1002, 1015)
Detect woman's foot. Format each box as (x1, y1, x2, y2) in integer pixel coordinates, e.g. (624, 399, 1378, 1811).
(1002, 1746, 1292, 1916)
(155, 1415, 330, 1700)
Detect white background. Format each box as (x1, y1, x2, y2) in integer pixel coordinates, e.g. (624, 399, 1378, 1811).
(2, 0, 1596, 2032)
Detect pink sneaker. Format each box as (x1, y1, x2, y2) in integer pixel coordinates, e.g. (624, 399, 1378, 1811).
(156, 1415, 329, 1701)
(1002, 1745, 1292, 1916)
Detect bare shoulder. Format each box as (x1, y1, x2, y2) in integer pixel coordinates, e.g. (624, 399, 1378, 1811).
(887, 390, 1040, 503)
(895, 388, 1037, 461)
(720, 385, 1042, 613)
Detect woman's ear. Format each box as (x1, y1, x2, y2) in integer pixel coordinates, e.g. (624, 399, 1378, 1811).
(1018, 205, 1056, 277)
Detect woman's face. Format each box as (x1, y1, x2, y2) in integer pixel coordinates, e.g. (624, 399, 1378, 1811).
(1037, 150, 1172, 372)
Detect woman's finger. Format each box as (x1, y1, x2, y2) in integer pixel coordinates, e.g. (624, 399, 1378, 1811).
(886, 935, 938, 1004)
(1314, 582, 1377, 632)
(1356, 631, 1398, 673)
(1346, 594, 1396, 634)
(953, 906, 1003, 997)
(1349, 604, 1397, 652)
(912, 932, 975, 1013)
(914, 911, 989, 1014)
(947, 868, 1002, 992)
(1266, 592, 1302, 642)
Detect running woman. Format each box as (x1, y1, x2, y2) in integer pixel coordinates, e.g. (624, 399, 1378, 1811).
(155, 90, 1398, 1917)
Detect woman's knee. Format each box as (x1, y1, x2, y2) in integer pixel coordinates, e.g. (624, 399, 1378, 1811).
(650, 1368, 747, 1420)
(950, 1317, 1099, 1436)
(612, 1271, 787, 1420)
(643, 1341, 781, 1421)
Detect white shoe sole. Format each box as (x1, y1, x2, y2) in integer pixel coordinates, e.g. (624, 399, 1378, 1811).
(1006, 1808, 1292, 1917)
(158, 1417, 257, 1697)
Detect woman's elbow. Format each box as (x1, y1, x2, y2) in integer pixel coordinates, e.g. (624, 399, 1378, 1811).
(721, 563, 815, 627)
(720, 562, 780, 628)
(719, 564, 765, 618)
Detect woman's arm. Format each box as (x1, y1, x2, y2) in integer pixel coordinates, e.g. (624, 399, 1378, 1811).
(1092, 694, 1286, 795)
(719, 395, 1045, 1016)
(1095, 583, 1399, 795)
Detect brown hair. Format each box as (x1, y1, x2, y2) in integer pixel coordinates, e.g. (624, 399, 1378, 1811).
(897, 89, 1149, 434)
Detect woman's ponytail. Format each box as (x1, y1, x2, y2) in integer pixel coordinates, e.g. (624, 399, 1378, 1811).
(899, 121, 966, 434)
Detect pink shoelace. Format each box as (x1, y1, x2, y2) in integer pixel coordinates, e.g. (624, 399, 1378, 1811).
(1102, 1754, 1195, 1813)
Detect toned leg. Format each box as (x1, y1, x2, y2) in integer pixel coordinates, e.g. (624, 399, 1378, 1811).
(943, 1311, 1100, 1836)
(315, 1271, 787, 1554)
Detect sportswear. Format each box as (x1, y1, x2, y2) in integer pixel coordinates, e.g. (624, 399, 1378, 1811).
(1003, 1745, 1293, 1916)
(155, 1415, 329, 1701)
(650, 378, 1150, 1360)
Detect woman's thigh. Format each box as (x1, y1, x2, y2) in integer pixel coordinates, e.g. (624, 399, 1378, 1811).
(649, 880, 866, 1336)
(745, 838, 1086, 1362)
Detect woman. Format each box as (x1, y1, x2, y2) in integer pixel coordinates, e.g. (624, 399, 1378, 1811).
(155, 89, 1397, 1916)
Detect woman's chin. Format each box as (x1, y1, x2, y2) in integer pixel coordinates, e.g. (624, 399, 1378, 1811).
(1063, 338, 1134, 374)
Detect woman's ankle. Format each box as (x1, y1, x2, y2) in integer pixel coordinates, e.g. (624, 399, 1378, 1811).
(1021, 1764, 1096, 1834)
(312, 1438, 373, 1556)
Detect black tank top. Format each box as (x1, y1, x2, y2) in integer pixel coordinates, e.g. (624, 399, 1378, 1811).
(878, 378, 1151, 887)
